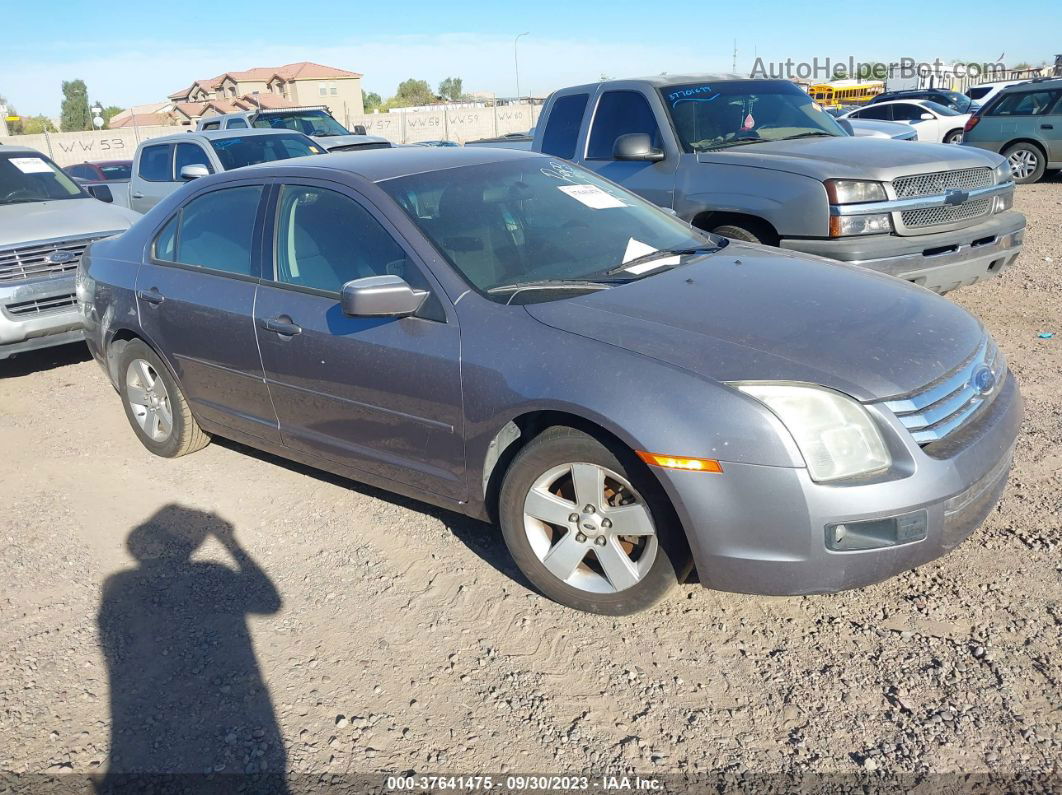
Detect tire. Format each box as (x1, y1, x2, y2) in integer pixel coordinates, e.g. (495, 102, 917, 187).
(943, 129, 964, 144)
(711, 223, 763, 244)
(498, 426, 691, 615)
(1003, 142, 1046, 184)
(117, 340, 210, 458)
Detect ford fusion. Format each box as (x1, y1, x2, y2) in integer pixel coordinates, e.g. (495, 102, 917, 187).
(78, 148, 1021, 615)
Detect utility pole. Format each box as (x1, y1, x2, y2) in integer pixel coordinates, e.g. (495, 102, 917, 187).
(0, 104, 9, 137)
(732, 40, 737, 73)
(514, 32, 529, 101)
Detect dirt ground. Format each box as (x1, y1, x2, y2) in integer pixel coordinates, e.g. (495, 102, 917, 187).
(1, 176, 1060, 790)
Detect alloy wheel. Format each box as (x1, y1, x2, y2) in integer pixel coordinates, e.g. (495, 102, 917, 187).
(522, 462, 657, 594)
(1008, 149, 1040, 180)
(126, 358, 173, 442)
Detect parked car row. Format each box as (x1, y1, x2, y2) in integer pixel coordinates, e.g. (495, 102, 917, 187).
(3, 72, 1042, 615)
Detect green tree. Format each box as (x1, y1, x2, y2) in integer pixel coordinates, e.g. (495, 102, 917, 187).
(438, 77, 463, 101)
(385, 78, 435, 109)
(100, 104, 123, 127)
(363, 91, 382, 111)
(60, 79, 91, 131)
(18, 115, 57, 134)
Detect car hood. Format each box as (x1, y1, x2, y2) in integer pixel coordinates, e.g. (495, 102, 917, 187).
(0, 197, 139, 248)
(524, 243, 984, 401)
(694, 135, 1002, 180)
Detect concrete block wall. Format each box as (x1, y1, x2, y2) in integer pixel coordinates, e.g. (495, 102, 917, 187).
(0, 103, 542, 167)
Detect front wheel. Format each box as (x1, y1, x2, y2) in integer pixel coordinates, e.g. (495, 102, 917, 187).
(943, 129, 964, 144)
(498, 427, 691, 615)
(117, 340, 210, 458)
(1003, 142, 1046, 184)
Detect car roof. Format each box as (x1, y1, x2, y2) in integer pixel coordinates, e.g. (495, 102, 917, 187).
(882, 88, 955, 95)
(857, 99, 940, 108)
(143, 128, 314, 145)
(554, 73, 748, 93)
(0, 144, 45, 156)
(79, 159, 133, 166)
(243, 145, 542, 182)
(998, 77, 1062, 92)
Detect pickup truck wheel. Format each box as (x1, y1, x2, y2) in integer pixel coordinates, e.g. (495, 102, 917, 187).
(944, 129, 964, 144)
(711, 224, 763, 243)
(1003, 143, 1046, 184)
(117, 340, 210, 458)
(498, 427, 691, 615)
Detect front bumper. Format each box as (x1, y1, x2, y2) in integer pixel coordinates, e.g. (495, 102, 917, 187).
(0, 274, 83, 360)
(780, 210, 1025, 293)
(661, 373, 1022, 595)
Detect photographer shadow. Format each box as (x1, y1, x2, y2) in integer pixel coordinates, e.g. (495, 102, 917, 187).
(97, 505, 287, 792)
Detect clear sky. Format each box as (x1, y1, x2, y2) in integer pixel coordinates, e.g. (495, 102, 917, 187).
(1, 0, 1057, 116)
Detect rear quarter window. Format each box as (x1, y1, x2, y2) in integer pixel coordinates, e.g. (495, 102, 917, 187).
(541, 93, 588, 159)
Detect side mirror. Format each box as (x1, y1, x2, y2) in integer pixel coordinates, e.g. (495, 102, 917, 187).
(837, 119, 855, 136)
(351, 124, 367, 135)
(613, 133, 665, 162)
(919, 112, 935, 121)
(87, 184, 113, 203)
(340, 275, 428, 317)
(180, 164, 210, 180)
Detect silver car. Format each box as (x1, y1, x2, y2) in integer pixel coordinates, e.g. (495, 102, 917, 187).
(81, 147, 1022, 614)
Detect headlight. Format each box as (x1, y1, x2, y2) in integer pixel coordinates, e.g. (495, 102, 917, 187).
(994, 160, 1011, 184)
(829, 212, 893, 237)
(824, 179, 887, 204)
(732, 383, 891, 482)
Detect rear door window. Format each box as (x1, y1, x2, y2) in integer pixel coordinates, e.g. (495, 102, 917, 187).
(139, 144, 173, 182)
(586, 91, 662, 159)
(540, 93, 588, 159)
(170, 186, 264, 276)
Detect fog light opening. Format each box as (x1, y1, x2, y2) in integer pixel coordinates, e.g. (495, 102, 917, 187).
(825, 511, 928, 552)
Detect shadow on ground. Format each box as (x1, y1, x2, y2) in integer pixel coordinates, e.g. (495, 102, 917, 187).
(0, 342, 91, 378)
(96, 505, 288, 792)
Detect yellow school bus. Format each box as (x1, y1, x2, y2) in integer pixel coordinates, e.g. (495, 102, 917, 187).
(808, 80, 885, 108)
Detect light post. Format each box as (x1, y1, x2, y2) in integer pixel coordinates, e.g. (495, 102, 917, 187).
(514, 32, 529, 102)
(91, 102, 104, 129)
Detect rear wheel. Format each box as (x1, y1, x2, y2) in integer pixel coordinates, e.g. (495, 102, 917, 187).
(943, 129, 964, 144)
(117, 340, 210, 458)
(1003, 142, 1046, 184)
(498, 427, 691, 615)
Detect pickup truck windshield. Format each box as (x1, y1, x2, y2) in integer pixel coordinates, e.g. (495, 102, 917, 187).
(0, 152, 85, 205)
(252, 110, 350, 137)
(208, 134, 321, 170)
(660, 81, 846, 152)
(381, 158, 718, 300)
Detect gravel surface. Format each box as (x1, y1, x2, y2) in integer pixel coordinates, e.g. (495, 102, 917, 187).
(1, 177, 1059, 789)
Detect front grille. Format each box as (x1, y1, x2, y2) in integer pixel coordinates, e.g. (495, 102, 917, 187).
(0, 236, 104, 283)
(4, 292, 78, 317)
(901, 197, 992, 228)
(880, 337, 1006, 445)
(892, 167, 993, 199)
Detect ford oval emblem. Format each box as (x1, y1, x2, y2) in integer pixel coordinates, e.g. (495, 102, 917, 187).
(970, 365, 996, 395)
(44, 250, 77, 265)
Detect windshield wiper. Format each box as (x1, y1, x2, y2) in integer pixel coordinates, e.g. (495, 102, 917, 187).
(780, 131, 837, 140)
(487, 279, 613, 294)
(697, 139, 766, 151)
(605, 246, 718, 276)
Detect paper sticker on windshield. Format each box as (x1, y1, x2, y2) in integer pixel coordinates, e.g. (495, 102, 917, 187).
(621, 238, 680, 274)
(9, 157, 52, 174)
(558, 184, 626, 209)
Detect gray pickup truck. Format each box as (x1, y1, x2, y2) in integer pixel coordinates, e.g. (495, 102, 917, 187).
(533, 75, 1026, 293)
(194, 106, 392, 152)
(1, 144, 140, 359)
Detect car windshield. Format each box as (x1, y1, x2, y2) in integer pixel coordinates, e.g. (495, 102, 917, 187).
(923, 100, 960, 117)
(252, 110, 350, 137)
(208, 134, 321, 170)
(660, 80, 846, 152)
(99, 163, 132, 180)
(942, 92, 974, 113)
(380, 158, 721, 300)
(0, 152, 85, 204)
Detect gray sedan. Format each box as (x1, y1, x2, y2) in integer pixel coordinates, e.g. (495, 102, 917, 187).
(79, 147, 1021, 614)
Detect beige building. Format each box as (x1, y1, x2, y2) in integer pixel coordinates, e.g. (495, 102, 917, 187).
(164, 61, 365, 126)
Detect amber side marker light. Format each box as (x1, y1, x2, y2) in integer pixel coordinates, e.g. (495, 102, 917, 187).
(637, 452, 724, 473)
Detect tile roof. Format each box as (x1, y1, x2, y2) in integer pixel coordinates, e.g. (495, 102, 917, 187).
(168, 62, 361, 99)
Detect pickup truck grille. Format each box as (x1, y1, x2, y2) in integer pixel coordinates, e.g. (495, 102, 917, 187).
(892, 167, 993, 199)
(879, 337, 1005, 445)
(901, 197, 992, 229)
(3, 292, 78, 316)
(0, 235, 107, 284)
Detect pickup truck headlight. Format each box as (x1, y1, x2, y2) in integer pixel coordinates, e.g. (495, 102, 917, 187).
(994, 160, 1012, 184)
(824, 179, 887, 204)
(732, 383, 891, 483)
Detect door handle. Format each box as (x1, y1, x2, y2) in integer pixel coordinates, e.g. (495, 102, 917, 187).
(1041, 124, 1054, 130)
(136, 288, 165, 305)
(131, 192, 144, 199)
(260, 317, 302, 336)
